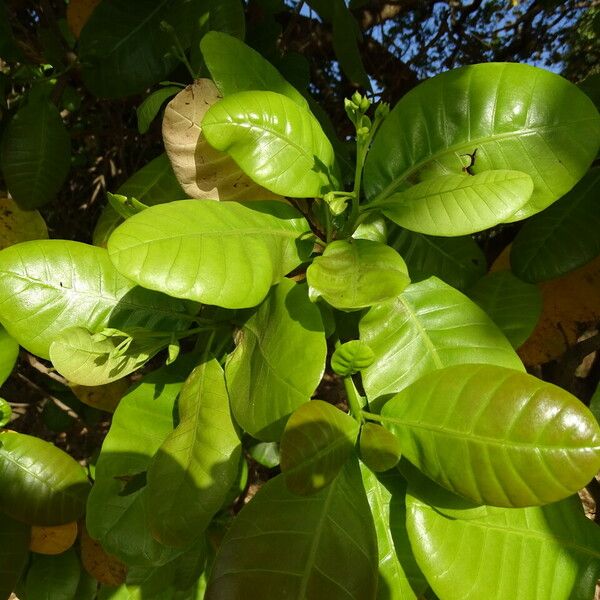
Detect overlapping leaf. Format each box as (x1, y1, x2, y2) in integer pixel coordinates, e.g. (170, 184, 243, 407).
(25, 548, 82, 600)
(226, 279, 326, 440)
(359, 423, 401, 472)
(147, 359, 241, 547)
(202, 90, 339, 197)
(108, 200, 313, 309)
(0, 514, 30, 600)
(359, 277, 523, 406)
(382, 363, 600, 507)
(364, 63, 600, 219)
(0, 325, 18, 386)
(206, 461, 378, 600)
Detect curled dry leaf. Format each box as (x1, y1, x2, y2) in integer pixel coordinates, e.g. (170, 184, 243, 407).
(80, 522, 127, 586)
(0, 195, 48, 250)
(29, 521, 78, 555)
(162, 79, 282, 201)
(70, 379, 130, 413)
(66, 0, 101, 38)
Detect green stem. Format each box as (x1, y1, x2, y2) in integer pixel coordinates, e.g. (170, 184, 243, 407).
(343, 376, 364, 422)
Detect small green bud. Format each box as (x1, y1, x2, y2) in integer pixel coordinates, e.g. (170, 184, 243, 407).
(375, 102, 390, 120)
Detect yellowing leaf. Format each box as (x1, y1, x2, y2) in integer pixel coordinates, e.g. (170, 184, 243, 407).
(80, 523, 127, 586)
(66, 0, 101, 38)
(162, 79, 282, 201)
(70, 379, 130, 413)
(0, 195, 48, 250)
(29, 521, 78, 555)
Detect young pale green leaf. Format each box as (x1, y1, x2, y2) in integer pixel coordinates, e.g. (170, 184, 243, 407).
(0, 240, 194, 359)
(202, 90, 339, 197)
(280, 400, 359, 495)
(382, 363, 600, 507)
(146, 359, 241, 547)
(0, 430, 90, 525)
(200, 32, 308, 109)
(406, 475, 600, 600)
(360, 466, 428, 600)
(359, 423, 401, 472)
(0, 325, 18, 386)
(0, 398, 11, 427)
(331, 340, 375, 376)
(364, 63, 600, 220)
(359, 277, 524, 408)
(0, 514, 30, 600)
(137, 86, 180, 134)
(25, 548, 82, 600)
(467, 271, 542, 348)
(248, 441, 280, 469)
(206, 460, 378, 600)
(307, 239, 410, 310)
(108, 200, 313, 309)
(0, 195, 48, 250)
(388, 227, 486, 290)
(511, 168, 600, 282)
(49, 326, 169, 386)
(86, 360, 195, 566)
(372, 170, 533, 236)
(0, 99, 70, 209)
(226, 279, 327, 440)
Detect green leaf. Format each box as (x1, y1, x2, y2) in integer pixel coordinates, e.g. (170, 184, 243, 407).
(247, 441, 280, 469)
(25, 548, 81, 600)
(590, 381, 600, 425)
(49, 326, 169, 386)
(381, 363, 600, 507)
(205, 460, 378, 600)
(0, 430, 90, 525)
(307, 239, 410, 310)
(0, 513, 30, 600)
(280, 400, 359, 495)
(364, 63, 600, 220)
(359, 277, 524, 408)
(0, 98, 70, 209)
(200, 32, 308, 109)
(86, 360, 195, 566)
(331, 340, 375, 376)
(360, 465, 427, 599)
(467, 271, 542, 348)
(511, 168, 600, 282)
(108, 200, 313, 309)
(371, 170, 533, 236)
(388, 227, 486, 290)
(0, 398, 10, 427)
(359, 423, 401, 472)
(137, 86, 181, 134)
(93, 153, 186, 247)
(0, 240, 194, 359)
(0, 325, 18, 386)
(226, 279, 327, 441)
(147, 359, 241, 547)
(202, 90, 339, 197)
(406, 475, 600, 600)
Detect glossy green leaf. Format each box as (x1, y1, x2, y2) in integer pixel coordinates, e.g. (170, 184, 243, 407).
(86, 361, 194, 566)
(280, 400, 359, 495)
(511, 168, 600, 282)
(200, 32, 308, 109)
(388, 227, 486, 290)
(359, 277, 524, 407)
(331, 340, 375, 376)
(359, 423, 401, 472)
(147, 359, 241, 547)
(467, 271, 542, 348)
(25, 548, 81, 600)
(364, 63, 600, 220)
(372, 170, 533, 236)
(0, 398, 10, 427)
(0, 325, 18, 386)
(226, 278, 327, 440)
(206, 460, 378, 600)
(360, 465, 427, 599)
(50, 327, 169, 386)
(137, 86, 180, 134)
(0, 430, 90, 525)
(382, 363, 600, 507)
(307, 239, 410, 310)
(406, 475, 600, 600)
(0, 99, 70, 209)
(108, 200, 313, 309)
(248, 441, 280, 469)
(93, 153, 186, 247)
(0, 513, 29, 600)
(590, 381, 600, 425)
(202, 91, 338, 197)
(0, 240, 194, 359)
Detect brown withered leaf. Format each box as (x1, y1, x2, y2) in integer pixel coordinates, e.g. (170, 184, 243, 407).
(66, 0, 101, 38)
(29, 521, 78, 555)
(70, 379, 130, 413)
(80, 522, 127, 586)
(0, 195, 48, 250)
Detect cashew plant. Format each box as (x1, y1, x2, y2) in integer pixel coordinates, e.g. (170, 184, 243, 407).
(1, 32, 600, 600)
